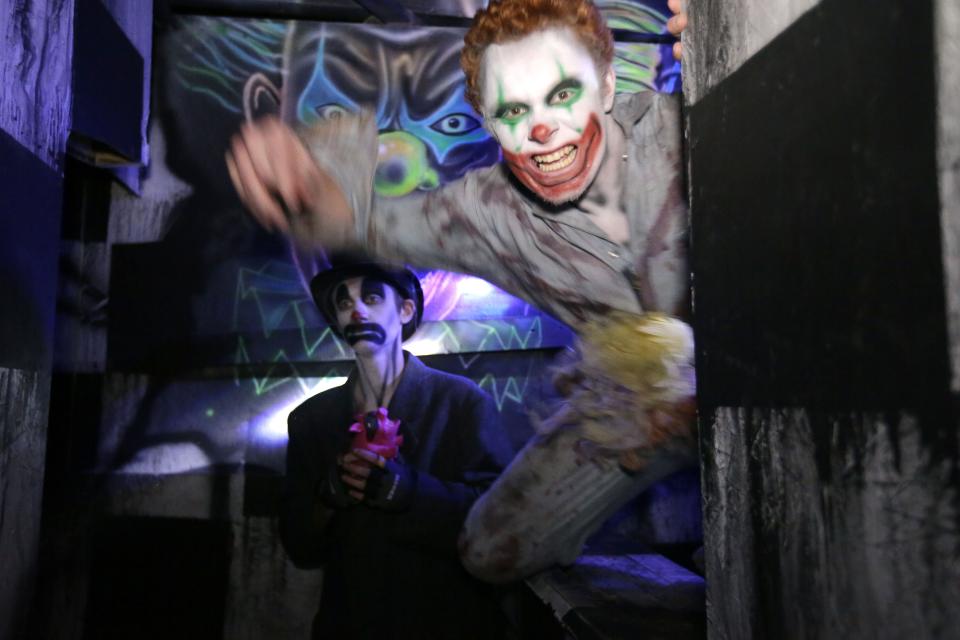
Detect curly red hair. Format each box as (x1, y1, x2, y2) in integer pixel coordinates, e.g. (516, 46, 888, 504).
(461, 0, 614, 114)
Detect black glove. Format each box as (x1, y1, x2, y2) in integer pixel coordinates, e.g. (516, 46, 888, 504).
(362, 459, 416, 511)
(317, 459, 355, 509)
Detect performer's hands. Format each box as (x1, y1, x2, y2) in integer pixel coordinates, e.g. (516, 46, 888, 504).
(340, 449, 415, 511)
(225, 116, 353, 238)
(667, 0, 688, 61)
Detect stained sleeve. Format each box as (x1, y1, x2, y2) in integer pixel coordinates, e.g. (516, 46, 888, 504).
(361, 173, 516, 291)
(297, 111, 511, 287)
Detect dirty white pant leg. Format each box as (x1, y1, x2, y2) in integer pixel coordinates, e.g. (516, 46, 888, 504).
(459, 427, 693, 583)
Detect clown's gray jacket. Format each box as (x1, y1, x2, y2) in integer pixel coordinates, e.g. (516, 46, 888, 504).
(302, 91, 688, 330)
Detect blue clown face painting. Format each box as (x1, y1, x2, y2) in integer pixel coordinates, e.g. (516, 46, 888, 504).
(279, 23, 501, 197)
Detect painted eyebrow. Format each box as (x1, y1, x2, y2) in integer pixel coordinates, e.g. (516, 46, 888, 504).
(546, 78, 583, 100)
(360, 278, 387, 299)
(333, 283, 351, 306)
(493, 101, 529, 119)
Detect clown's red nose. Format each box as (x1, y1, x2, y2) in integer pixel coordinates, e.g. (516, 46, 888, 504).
(529, 123, 554, 144)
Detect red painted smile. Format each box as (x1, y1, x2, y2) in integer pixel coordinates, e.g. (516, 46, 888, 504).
(502, 113, 603, 203)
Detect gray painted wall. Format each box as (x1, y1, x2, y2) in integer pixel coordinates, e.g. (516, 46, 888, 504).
(1, 2, 153, 637)
(0, 371, 51, 640)
(0, 2, 74, 638)
(684, 0, 960, 638)
(683, 0, 821, 104)
(0, 0, 73, 170)
(936, 0, 960, 392)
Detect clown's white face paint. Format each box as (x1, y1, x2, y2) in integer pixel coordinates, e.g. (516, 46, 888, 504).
(480, 28, 615, 205)
(333, 277, 412, 357)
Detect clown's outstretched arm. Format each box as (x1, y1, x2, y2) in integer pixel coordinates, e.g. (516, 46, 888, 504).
(226, 115, 356, 245)
(228, 91, 685, 333)
(227, 0, 690, 245)
(226, 110, 503, 277)
(227, 107, 526, 303)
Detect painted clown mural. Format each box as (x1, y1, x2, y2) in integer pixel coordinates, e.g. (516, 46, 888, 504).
(284, 26, 499, 194)
(254, 22, 514, 347)
(101, 1, 679, 474)
(163, 3, 679, 364)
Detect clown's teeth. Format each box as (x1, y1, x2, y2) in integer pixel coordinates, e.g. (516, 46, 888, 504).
(537, 147, 578, 172)
(534, 145, 575, 165)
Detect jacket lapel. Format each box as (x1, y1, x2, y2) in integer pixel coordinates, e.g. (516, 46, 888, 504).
(386, 352, 428, 456)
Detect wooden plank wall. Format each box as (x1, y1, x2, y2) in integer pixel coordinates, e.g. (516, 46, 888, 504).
(0, 0, 73, 170)
(936, 0, 960, 392)
(0, 2, 74, 639)
(684, 1, 960, 638)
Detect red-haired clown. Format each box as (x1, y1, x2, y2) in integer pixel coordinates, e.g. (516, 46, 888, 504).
(227, 0, 693, 583)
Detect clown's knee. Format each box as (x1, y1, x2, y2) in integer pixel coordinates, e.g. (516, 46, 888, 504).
(457, 526, 529, 584)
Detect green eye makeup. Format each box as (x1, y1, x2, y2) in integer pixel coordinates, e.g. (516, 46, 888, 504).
(547, 79, 584, 109)
(495, 103, 530, 124)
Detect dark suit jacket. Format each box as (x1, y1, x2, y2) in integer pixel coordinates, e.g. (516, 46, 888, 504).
(280, 353, 515, 639)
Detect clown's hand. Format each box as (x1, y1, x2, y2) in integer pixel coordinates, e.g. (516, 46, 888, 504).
(667, 0, 688, 61)
(225, 115, 354, 246)
(342, 449, 416, 512)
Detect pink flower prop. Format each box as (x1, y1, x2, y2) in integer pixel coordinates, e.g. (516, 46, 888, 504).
(349, 407, 404, 460)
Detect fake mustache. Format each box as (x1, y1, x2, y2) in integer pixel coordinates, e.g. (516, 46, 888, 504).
(343, 323, 387, 345)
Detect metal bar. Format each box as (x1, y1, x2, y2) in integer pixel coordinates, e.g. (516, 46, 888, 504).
(164, 0, 678, 43)
(167, 0, 371, 22)
(611, 28, 677, 45)
(353, 0, 420, 24)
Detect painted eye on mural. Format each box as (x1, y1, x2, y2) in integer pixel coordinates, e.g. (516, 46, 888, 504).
(314, 103, 350, 120)
(429, 113, 481, 136)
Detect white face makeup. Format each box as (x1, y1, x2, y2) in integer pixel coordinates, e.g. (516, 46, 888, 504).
(333, 277, 412, 355)
(480, 27, 614, 204)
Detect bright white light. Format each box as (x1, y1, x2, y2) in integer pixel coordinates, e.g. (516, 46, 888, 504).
(309, 376, 350, 395)
(120, 443, 212, 475)
(255, 377, 349, 445)
(404, 337, 446, 356)
(456, 276, 496, 298)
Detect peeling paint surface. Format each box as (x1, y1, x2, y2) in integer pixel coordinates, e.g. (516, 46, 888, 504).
(0, 368, 50, 640)
(0, 0, 73, 169)
(702, 408, 960, 639)
(683, 0, 822, 105)
(686, 0, 960, 637)
(936, 0, 960, 392)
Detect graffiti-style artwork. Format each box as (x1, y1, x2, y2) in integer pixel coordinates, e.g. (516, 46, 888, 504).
(102, 3, 679, 471)
(602, 0, 682, 93)
(161, 1, 677, 364)
(285, 24, 500, 193)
